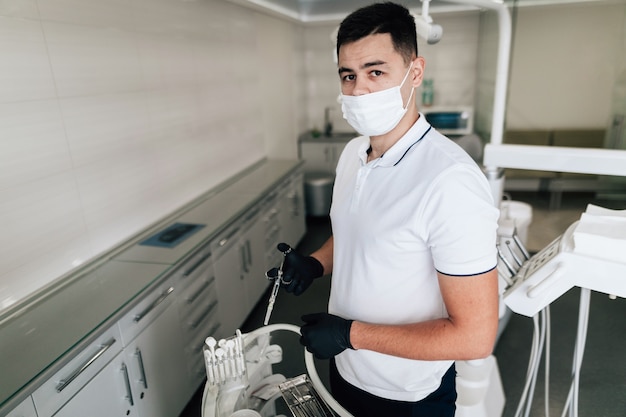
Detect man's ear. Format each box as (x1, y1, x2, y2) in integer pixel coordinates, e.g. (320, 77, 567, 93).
(411, 56, 426, 88)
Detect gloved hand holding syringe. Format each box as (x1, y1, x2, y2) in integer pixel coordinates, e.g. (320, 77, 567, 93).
(263, 243, 292, 325)
(263, 242, 325, 325)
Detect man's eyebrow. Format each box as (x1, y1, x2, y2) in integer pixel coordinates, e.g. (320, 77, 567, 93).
(338, 60, 387, 75)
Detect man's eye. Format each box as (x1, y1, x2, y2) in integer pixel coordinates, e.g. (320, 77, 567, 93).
(342, 74, 355, 82)
(371, 70, 383, 77)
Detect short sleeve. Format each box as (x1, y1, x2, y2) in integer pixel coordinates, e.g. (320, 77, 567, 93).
(418, 164, 499, 276)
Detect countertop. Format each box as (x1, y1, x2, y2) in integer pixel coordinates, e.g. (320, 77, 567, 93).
(0, 158, 303, 413)
(298, 131, 357, 143)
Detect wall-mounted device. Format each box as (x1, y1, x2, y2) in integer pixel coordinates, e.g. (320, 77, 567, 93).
(422, 106, 474, 136)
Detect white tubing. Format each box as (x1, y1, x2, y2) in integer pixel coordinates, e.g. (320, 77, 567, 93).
(245, 324, 355, 417)
(304, 349, 354, 417)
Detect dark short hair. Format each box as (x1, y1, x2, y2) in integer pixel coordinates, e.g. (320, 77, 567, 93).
(337, 2, 418, 64)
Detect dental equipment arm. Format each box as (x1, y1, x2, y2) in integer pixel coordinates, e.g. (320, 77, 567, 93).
(414, 0, 443, 44)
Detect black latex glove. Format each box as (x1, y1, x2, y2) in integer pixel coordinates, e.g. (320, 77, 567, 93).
(266, 243, 324, 296)
(300, 313, 354, 359)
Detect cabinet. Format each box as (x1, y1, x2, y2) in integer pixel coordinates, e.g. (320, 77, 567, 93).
(278, 172, 306, 246)
(212, 207, 271, 337)
(2, 164, 306, 417)
(32, 325, 123, 417)
(53, 354, 135, 417)
(118, 277, 188, 417)
(299, 142, 346, 175)
(174, 244, 221, 387)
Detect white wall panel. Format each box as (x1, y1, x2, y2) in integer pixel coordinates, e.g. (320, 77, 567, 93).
(506, 3, 623, 129)
(36, 0, 135, 30)
(41, 21, 143, 97)
(0, 17, 56, 103)
(0, 0, 38, 19)
(0, 0, 297, 311)
(0, 172, 92, 309)
(59, 92, 152, 167)
(0, 100, 71, 189)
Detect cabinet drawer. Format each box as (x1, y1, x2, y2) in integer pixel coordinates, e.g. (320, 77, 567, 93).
(32, 325, 122, 417)
(175, 244, 213, 293)
(180, 296, 219, 342)
(118, 276, 176, 346)
(177, 274, 217, 318)
(210, 222, 243, 259)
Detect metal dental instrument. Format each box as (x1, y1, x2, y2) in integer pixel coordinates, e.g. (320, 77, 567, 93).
(263, 243, 293, 325)
(497, 243, 518, 279)
(512, 228, 531, 260)
(505, 239, 524, 267)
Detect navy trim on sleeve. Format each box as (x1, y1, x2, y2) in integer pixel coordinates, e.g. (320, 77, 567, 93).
(435, 264, 497, 277)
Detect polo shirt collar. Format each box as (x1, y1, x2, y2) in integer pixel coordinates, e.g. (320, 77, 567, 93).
(357, 113, 432, 168)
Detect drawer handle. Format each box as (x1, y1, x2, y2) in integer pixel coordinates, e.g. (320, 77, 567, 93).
(189, 300, 219, 330)
(186, 280, 211, 304)
(134, 287, 174, 323)
(219, 227, 240, 247)
(135, 348, 148, 389)
(121, 363, 134, 406)
(244, 207, 260, 222)
(183, 253, 211, 277)
(56, 338, 116, 392)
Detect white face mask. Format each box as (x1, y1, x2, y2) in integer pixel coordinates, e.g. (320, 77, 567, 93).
(340, 63, 415, 137)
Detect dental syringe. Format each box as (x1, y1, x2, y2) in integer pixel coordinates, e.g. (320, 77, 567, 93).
(263, 243, 292, 325)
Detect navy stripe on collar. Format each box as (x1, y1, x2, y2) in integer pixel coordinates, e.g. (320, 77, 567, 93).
(393, 126, 432, 166)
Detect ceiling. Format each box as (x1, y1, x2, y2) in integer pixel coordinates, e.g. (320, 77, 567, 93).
(226, 0, 616, 23)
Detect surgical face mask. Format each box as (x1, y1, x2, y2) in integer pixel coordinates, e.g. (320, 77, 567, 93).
(340, 63, 415, 137)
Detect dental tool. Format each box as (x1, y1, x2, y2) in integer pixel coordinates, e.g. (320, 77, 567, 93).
(263, 243, 293, 325)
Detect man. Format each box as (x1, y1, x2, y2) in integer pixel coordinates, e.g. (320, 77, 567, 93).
(273, 2, 500, 416)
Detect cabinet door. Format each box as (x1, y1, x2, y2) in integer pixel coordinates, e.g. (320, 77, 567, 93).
(212, 230, 247, 336)
(53, 354, 136, 417)
(279, 174, 306, 246)
(124, 303, 189, 417)
(300, 142, 333, 174)
(241, 213, 269, 306)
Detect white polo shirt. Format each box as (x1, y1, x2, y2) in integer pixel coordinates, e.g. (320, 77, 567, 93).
(328, 114, 499, 402)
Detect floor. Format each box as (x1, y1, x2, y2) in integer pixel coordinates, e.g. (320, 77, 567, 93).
(180, 191, 626, 417)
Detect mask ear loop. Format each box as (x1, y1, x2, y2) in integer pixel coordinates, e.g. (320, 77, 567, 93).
(400, 62, 415, 110)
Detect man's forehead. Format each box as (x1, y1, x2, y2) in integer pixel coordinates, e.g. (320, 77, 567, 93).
(338, 34, 400, 69)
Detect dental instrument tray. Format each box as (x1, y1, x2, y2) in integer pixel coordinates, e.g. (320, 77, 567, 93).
(503, 219, 626, 317)
(279, 374, 336, 417)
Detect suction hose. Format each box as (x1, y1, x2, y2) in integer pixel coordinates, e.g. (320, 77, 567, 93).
(246, 323, 354, 417)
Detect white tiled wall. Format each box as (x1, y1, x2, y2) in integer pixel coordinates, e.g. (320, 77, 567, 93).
(0, 0, 301, 310)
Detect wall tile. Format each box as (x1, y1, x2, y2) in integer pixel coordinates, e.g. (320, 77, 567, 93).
(0, 0, 39, 19)
(59, 92, 151, 167)
(36, 0, 135, 30)
(135, 33, 199, 91)
(73, 148, 162, 254)
(0, 100, 71, 190)
(0, 16, 56, 102)
(0, 172, 90, 296)
(0, 232, 93, 310)
(41, 21, 142, 97)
